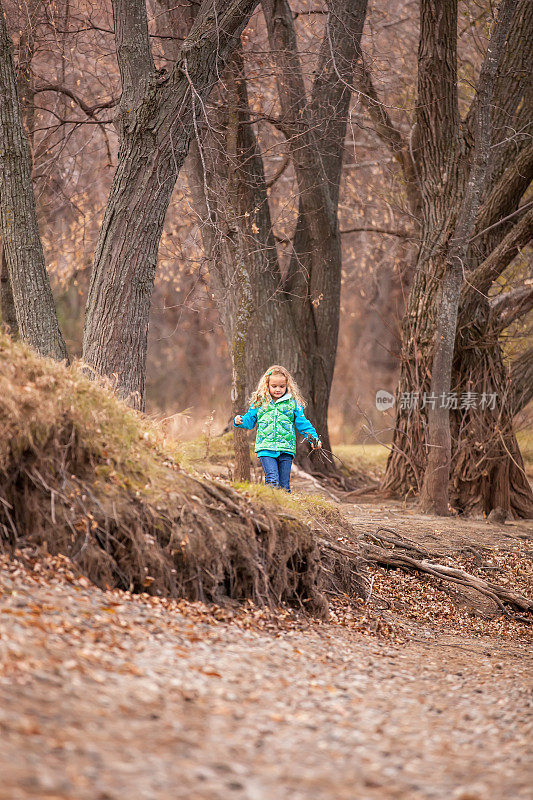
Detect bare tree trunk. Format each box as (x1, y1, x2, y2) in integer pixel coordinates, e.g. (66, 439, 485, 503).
(510, 347, 533, 416)
(0, 3, 68, 360)
(381, 0, 532, 518)
(0, 244, 17, 335)
(0, 0, 41, 337)
(82, 0, 259, 410)
(419, 0, 517, 515)
(449, 209, 533, 518)
(382, 0, 462, 498)
(262, 0, 368, 471)
(224, 56, 255, 483)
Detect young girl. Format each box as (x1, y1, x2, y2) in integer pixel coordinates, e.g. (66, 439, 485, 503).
(233, 365, 321, 493)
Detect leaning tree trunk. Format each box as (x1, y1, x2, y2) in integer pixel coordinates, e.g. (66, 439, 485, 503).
(82, 0, 259, 410)
(0, 3, 68, 360)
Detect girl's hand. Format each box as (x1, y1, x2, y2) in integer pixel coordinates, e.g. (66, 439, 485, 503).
(316, 440, 322, 449)
(235, 415, 243, 425)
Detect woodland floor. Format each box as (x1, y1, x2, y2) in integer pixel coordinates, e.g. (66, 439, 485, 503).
(1, 469, 532, 800)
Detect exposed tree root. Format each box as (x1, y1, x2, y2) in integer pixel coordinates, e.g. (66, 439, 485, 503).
(318, 526, 532, 617)
(364, 546, 532, 615)
(0, 335, 373, 618)
(0, 462, 340, 618)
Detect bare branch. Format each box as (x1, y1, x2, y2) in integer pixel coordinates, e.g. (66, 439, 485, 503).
(340, 226, 412, 238)
(33, 83, 119, 119)
(354, 60, 421, 219)
(474, 139, 533, 241)
(471, 200, 533, 244)
(466, 206, 533, 295)
(265, 153, 290, 188)
(491, 285, 533, 331)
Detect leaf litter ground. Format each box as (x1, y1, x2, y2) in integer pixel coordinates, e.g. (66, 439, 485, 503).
(1, 497, 531, 800)
(1, 334, 532, 798)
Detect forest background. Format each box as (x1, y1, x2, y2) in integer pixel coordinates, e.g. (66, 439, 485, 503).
(1, 0, 531, 485)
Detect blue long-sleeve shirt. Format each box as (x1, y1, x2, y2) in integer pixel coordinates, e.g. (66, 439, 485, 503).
(233, 393, 320, 457)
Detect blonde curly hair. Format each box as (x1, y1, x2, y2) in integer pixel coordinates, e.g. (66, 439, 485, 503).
(248, 365, 306, 408)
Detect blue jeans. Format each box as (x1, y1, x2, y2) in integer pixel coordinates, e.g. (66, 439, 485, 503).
(259, 453, 294, 492)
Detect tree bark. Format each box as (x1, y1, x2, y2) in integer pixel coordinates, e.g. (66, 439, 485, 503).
(382, 0, 462, 499)
(82, 0, 260, 409)
(262, 0, 368, 470)
(217, 54, 256, 483)
(0, 3, 68, 360)
(419, 0, 517, 516)
(509, 347, 533, 416)
(382, 0, 532, 518)
(0, 244, 17, 335)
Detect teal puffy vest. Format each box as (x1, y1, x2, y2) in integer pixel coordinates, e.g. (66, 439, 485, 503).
(255, 396, 297, 455)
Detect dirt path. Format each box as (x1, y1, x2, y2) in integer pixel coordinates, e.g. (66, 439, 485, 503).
(1, 544, 531, 800)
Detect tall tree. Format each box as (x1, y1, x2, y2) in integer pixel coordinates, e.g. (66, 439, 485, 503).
(374, 0, 533, 517)
(82, 0, 260, 410)
(0, 2, 68, 359)
(173, 0, 368, 475)
(418, 0, 518, 514)
(260, 0, 368, 468)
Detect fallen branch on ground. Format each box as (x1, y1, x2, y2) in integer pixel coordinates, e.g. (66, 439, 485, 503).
(317, 530, 532, 616)
(363, 544, 532, 614)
